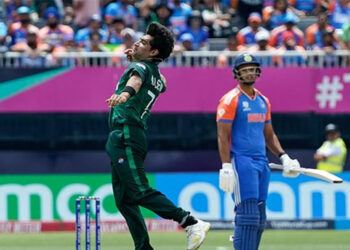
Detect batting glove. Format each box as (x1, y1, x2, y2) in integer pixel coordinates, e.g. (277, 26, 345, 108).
(280, 154, 301, 178)
(219, 163, 234, 193)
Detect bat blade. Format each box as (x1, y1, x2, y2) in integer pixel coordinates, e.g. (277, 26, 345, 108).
(269, 163, 343, 184)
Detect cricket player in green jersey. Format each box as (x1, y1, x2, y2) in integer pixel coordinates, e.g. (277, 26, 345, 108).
(105, 22, 210, 250)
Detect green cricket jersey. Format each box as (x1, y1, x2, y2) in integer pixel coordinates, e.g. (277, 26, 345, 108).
(109, 61, 166, 130)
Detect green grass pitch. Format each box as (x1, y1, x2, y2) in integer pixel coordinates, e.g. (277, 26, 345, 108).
(1, 230, 349, 250)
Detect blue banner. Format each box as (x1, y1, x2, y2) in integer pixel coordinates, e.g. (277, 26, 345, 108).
(155, 172, 350, 222)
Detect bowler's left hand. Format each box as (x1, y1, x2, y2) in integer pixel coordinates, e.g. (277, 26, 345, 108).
(106, 93, 130, 108)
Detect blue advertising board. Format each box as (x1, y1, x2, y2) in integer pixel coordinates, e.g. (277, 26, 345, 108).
(155, 172, 350, 229)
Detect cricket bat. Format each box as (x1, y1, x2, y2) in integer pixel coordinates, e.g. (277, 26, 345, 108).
(269, 163, 343, 184)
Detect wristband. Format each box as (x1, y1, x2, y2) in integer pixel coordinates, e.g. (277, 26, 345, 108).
(122, 86, 136, 97)
(222, 163, 232, 169)
(278, 152, 286, 158)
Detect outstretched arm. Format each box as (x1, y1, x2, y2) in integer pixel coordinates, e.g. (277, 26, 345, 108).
(106, 72, 142, 108)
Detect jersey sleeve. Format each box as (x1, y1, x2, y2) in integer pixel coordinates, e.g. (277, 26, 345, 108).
(260, 94, 271, 123)
(160, 73, 167, 93)
(216, 91, 239, 123)
(128, 62, 148, 83)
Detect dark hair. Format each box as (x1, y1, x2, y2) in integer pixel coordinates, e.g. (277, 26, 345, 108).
(112, 18, 125, 24)
(146, 22, 174, 61)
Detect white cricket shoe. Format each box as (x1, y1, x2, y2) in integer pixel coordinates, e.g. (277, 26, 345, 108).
(185, 219, 210, 250)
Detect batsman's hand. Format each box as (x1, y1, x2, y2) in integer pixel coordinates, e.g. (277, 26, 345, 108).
(106, 93, 130, 108)
(219, 163, 234, 193)
(280, 154, 300, 178)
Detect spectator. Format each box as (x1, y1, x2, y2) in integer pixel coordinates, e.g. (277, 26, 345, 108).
(236, 12, 269, 49)
(249, 30, 275, 52)
(314, 123, 347, 173)
(137, 2, 158, 32)
(202, 0, 232, 37)
(263, 0, 292, 30)
(312, 28, 341, 67)
(62, 5, 76, 29)
(191, 0, 205, 11)
(153, 3, 173, 29)
(38, 7, 74, 53)
(174, 32, 195, 52)
(329, 0, 350, 30)
(290, 0, 335, 16)
(5, 0, 26, 24)
(340, 22, 350, 49)
(289, 0, 318, 16)
(233, 0, 264, 29)
(107, 18, 125, 46)
(64, 38, 83, 52)
(11, 31, 52, 67)
(73, 0, 100, 29)
(0, 21, 8, 53)
(75, 14, 107, 51)
(269, 12, 304, 47)
(277, 30, 306, 65)
(319, 28, 340, 52)
(9, 6, 39, 48)
(217, 35, 240, 67)
(306, 12, 336, 48)
(88, 31, 109, 52)
(11, 31, 50, 52)
(169, 0, 193, 36)
(179, 10, 209, 50)
(249, 30, 278, 66)
(104, 0, 138, 30)
(316, 0, 336, 14)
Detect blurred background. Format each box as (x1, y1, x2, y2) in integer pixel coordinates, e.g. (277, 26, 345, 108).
(0, 0, 350, 239)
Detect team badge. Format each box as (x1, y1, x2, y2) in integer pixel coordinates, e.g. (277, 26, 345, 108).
(118, 158, 124, 164)
(136, 63, 146, 71)
(244, 55, 252, 62)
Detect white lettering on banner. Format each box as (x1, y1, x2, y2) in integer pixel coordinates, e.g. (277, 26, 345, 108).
(1, 178, 349, 221)
(316, 76, 343, 109)
(56, 184, 90, 221)
(178, 182, 220, 219)
(299, 182, 350, 219)
(224, 193, 235, 220)
(343, 73, 350, 83)
(267, 182, 295, 219)
(0, 184, 53, 221)
(93, 184, 123, 220)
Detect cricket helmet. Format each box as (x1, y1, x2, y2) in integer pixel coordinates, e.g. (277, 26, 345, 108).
(233, 53, 261, 79)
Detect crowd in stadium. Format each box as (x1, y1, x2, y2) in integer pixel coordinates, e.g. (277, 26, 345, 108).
(0, 0, 350, 66)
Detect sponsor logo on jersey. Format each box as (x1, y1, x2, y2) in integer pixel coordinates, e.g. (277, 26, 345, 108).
(242, 101, 251, 111)
(218, 108, 226, 117)
(248, 113, 266, 122)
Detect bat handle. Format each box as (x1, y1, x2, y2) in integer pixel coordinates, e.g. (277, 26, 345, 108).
(269, 163, 284, 170)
